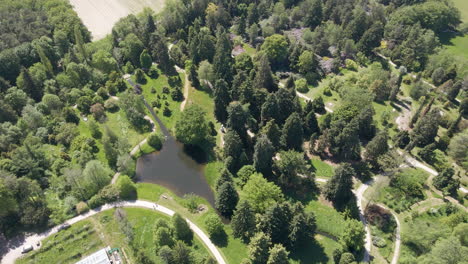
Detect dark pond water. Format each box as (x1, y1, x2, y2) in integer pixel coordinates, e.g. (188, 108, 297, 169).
(135, 99, 215, 206)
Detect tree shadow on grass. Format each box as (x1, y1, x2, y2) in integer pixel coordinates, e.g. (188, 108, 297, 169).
(210, 230, 228, 247)
(290, 238, 329, 264)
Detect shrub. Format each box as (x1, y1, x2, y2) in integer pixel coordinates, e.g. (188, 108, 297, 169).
(147, 133, 163, 150)
(323, 87, 332, 96)
(162, 86, 170, 94)
(148, 67, 159, 78)
(345, 59, 358, 71)
(88, 185, 120, 208)
(117, 175, 137, 200)
(204, 214, 224, 238)
(104, 98, 119, 112)
(163, 106, 172, 117)
(76, 202, 89, 214)
(295, 78, 309, 93)
(171, 87, 184, 101)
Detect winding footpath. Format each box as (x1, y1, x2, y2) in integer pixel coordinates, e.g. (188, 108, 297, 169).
(1, 200, 226, 264)
(353, 181, 373, 263)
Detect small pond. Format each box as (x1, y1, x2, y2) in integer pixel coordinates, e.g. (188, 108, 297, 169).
(135, 105, 215, 206)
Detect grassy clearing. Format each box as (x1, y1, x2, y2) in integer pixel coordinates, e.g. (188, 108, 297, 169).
(17, 221, 104, 264)
(137, 71, 184, 132)
(306, 200, 346, 238)
(136, 183, 248, 264)
(398, 203, 467, 263)
(76, 109, 148, 164)
(290, 234, 340, 264)
(311, 158, 335, 178)
(376, 168, 429, 213)
(204, 161, 224, 191)
(454, 0, 468, 22)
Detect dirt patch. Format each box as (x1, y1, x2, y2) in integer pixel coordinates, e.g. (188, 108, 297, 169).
(70, 0, 166, 40)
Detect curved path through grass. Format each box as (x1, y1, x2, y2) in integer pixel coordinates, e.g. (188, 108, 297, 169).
(1, 200, 226, 264)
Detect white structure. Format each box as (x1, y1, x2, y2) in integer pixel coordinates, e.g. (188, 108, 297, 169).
(75, 247, 111, 264)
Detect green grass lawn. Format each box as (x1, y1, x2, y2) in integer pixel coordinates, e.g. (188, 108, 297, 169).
(306, 200, 346, 238)
(204, 161, 224, 191)
(18, 208, 211, 264)
(311, 158, 335, 178)
(76, 109, 148, 165)
(136, 183, 248, 264)
(137, 71, 185, 132)
(454, 0, 468, 22)
(290, 234, 341, 264)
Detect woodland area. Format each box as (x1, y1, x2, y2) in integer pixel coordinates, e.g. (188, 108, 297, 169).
(1, 0, 467, 263)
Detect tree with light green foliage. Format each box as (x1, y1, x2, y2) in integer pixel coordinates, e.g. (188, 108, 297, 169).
(242, 173, 284, 213)
(116, 175, 136, 200)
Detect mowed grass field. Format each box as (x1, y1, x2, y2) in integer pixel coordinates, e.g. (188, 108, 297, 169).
(69, 0, 166, 40)
(442, 0, 468, 60)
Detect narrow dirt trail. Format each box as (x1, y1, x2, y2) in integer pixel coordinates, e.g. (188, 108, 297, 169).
(179, 67, 190, 111)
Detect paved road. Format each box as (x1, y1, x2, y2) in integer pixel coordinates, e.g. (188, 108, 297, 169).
(354, 181, 372, 263)
(1, 200, 226, 264)
(374, 203, 401, 264)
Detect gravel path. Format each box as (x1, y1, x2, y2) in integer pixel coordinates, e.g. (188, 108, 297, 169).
(1, 200, 226, 264)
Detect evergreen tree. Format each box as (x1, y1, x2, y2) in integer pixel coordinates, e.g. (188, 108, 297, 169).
(215, 181, 239, 218)
(288, 209, 316, 248)
(215, 167, 234, 190)
(172, 213, 193, 244)
(254, 54, 276, 92)
(410, 96, 427, 128)
(231, 200, 255, 242)
(213, 30, 233, 84)
(447, 112, 462, 137)
(411, 108, 440, 147)
(34, 44, 54, 77)
(259, 120, 281, 150)
(223, 130, 244, 159)
(312, 96, 325, 113)
(74, 25, 88, 63)
(447, 81, 462, 101)
(281, 113, 304, 151)
(248, 232, 271, 264)
(188, 62, 200, 89)
(304, 111, 319, 137)
(328, 118, 361, 160)
(253, 135, 274, 176)
(267, 244, 289, 264)
(150, 33, 172, 72)
(140, 49, 152, 70)
(143, 14, 156, 45)
(364, 129, 389, 165)
(275, 88, 297, 123)
(214, 79, 231, 124)
(227, 102, 248, 140)
(357, 22, 384, 55)
(304, 0, 322, 28)
(17, 67, 42, 101)
(394, 130, 410, 149)
(323, 163, 355, 209)
(261, 94, 279, 125)
(135, 69, 146, 84)
(433, 168, 459, 196)
(389, 72, 403, 101)
(257, 202, 292, 244)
